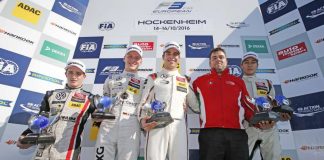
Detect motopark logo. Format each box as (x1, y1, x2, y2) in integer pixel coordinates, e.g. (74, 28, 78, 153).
(269, 19, 300, 35)
(12, 1, 41, 25)
(58, 1, 82, 16)
(98, 21, 115, 31)
(228, 65, 242, 77)
(0, 58, 19, 76)
(300, 145, 324, 151)
(245, 40, 268, 53)
(267, 0, 288, 14)
(40, 40, 70, 63)
(153, 2, 192, 14)
(133, 42, 154, 51)
(306, 5, 324, 19)
(277, 42, 307, 61)
(51, 22, 77, 35)
(80, 42, 97, 52)
(283, 73, 318, 84)
(28, 71, 63, 85)
(294, 104, 324, 117)
(0, 28, 34, 45)
(188, 43, 210, 50)
(226, 22, 249, 29)
(103, 44, 127, 49)
(0, 99, 12, 107)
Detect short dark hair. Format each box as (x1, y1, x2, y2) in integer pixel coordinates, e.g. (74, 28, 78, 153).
(209, 47, 227, 59)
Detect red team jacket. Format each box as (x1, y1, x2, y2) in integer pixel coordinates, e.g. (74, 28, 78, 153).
(193, 68, 256, 129)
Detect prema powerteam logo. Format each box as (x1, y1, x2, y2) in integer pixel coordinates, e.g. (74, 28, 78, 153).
(40, 40, 70, 63)
(0, 27, 34, 45)
(98, 21, 115, 31)
(0, 99, 12, 107)
(269, 19, 300, 35)
(267, 0, 288, 15)
(276, 42, 307, 61)
(133, 42, 154, 51)
(152, 2, 192, 14)
(283, 73, 319, 84)
(28, 71, 63, 85)
(12, 1, 42, 25)
(0, 58, 19, 76)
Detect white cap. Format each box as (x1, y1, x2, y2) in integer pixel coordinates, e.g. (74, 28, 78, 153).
(65, 59, 86, 73)
(163, 41, 181, 54)
(126, 44, 143, 57)
(241, 51, 259, 63)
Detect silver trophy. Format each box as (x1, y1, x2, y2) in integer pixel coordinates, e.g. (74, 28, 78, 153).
(250, 97, 280, 125)
(146, 100, 174, 129)
(92, 95, 115, 119)
(20, 113, 56, 144)
(271, 95, 294, 116)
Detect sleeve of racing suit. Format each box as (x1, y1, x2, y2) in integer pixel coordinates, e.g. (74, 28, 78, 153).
(21, 91, 52, 136)
(103, 77, 111, 97)
(268, 79, 276, 98)
(187, 85, 200, 113)
(137, 75, 155, 123)
(239, 80, 257, 122)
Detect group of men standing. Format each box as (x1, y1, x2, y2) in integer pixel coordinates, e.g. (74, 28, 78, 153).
(16, 41, 290, 160)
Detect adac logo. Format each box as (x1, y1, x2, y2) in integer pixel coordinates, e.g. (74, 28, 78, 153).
(98, 22, 115, 31)
(153, 2, 192, 14)
(0, 99, 12, 107)
(188, 43, 210, 50)
(306, 5, 324, 19)
(20, 102, 41, 114)
(80, 42, 97, 52)
(12, 1, 42, 25)
(58, 1, 81, 16)
(277, 42, 307, 61)
(0, 58, 19, 76)
(100, 66, 122, 75)
(228, 65, 242, 77)
(267, 0, 288, 14)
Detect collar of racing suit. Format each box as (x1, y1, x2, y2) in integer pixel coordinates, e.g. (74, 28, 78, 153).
(243, 74, 257, 80)
(122, 70, 138, 78)
(65, 84, 83, 91)
(210, 67, 230, 76)
(161, 68, 180, 76)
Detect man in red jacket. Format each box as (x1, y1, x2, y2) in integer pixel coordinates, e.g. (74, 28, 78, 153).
(192, 47, 257, 160)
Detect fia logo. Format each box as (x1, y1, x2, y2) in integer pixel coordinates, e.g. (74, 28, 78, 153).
(98, 22, 115, 31)
(80, 42, 97, 52)
(228, 65, 242, 77)
(267, 0, 288, 14)
(0, 58, 19, 76)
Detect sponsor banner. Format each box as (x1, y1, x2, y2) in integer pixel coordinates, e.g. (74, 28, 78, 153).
(241, 36, 272, 58)
(43, 12, 81, 45)
(8, 89, 44, 125)
(226, 21, 249, 29)
(73, 37, 103, 59)
(0, 17, 41, 57)
(94, 58, 124, 84)
(99, 36, 130, 58)
(293, 129, 324, 160)
(185, 58, 210, 81)
(129, 36, 157, 58)
(52, 0, 86, 25)
(0, 48, 31, 88)
(40, 40, 70, 63)
(318, 57, 324, 78)
(271, 33, 315, 70)
(290, 91, 324, 131)
(299, 0, 324, 31)
(1, 0, 49, 31)
(21, 59, 66, 94)
(306, 25, 324, 58)
(185, 35, 214, 58)
(260, 0, 297, 23)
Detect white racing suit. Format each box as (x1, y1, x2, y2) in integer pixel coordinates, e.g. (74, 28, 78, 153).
(21, 86, 96, 160)
(242, 75, 281, 160)
(138, 68, 199, 160)
(95, 71, 145, 160)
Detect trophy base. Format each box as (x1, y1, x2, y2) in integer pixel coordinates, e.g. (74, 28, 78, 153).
(147, 112, 174, 129)
(20, 133, 55, 145)
(92, 112, 116, 119)
(250, 112, 280, 125)
(272, 105, 294, 116)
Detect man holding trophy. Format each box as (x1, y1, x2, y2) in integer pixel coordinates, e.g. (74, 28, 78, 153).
(138, 41, 200, 160)
(94, 44, 146, 160)
(241, 51, 291, 160)
(16, 60, 97, 160)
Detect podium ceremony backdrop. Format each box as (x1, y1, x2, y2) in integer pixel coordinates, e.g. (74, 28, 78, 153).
(1, 0, 324, 159)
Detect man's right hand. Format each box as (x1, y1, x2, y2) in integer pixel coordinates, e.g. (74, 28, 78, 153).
(16, 136, 33, 149)
(140, 116, 158, 131)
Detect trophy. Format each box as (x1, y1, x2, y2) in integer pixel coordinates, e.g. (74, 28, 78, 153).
(146, 100, 174, 129)
(20, 113, 56, 144)
(250, 97, 281, 125)
(270, 95, 294, 116)
(92, 95, 115, 119)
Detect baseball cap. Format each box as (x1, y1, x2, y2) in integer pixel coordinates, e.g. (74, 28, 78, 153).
(241, 51, 259, 63)
(163, 41, 181, 54)
(65, 59, 86, 73)
(126, 44, 143, 57)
